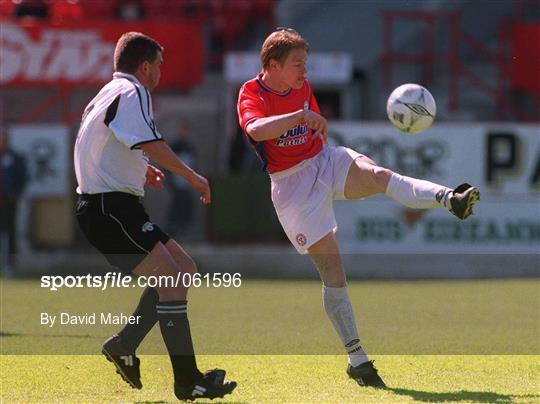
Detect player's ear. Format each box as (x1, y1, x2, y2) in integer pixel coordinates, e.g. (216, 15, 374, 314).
(134, 61, 146, 77)
(269, 58, 280, 70)
(138, 60, 153, 76)
(141, 60, 150, 73)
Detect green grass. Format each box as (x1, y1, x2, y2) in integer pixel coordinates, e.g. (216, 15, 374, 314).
(1, 355, 538, 403)
(1, 278, 539, 402)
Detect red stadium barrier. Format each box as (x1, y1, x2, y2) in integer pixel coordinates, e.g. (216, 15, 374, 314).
(511, 22, 540, 99)
(0, 19, 204, 89)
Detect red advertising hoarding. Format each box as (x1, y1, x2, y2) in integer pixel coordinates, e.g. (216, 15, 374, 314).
(0, 19, 203, 89)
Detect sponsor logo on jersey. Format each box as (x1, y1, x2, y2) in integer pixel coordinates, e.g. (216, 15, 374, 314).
(276, 123, 308, 147)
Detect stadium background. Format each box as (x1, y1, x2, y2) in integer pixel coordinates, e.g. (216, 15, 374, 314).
(0, 0, 538, 278)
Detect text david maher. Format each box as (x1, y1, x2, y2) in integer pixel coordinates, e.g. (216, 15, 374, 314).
(40, 312, 140, 327)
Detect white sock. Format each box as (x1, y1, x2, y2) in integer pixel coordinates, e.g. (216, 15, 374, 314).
(345, 339, 369, 367)
(385, 173, 452, 209)
(322, 285, 369, 367)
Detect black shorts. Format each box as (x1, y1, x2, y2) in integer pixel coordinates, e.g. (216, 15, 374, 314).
(76, 192, 170, 272)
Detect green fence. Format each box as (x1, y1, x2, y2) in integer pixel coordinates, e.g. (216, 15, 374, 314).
(209, 174, 286, 242)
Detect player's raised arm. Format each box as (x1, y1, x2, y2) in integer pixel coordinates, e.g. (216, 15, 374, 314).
(246, 109, 327, 142)
(246, 109, 304, 141)
(140, 141, 211, 204)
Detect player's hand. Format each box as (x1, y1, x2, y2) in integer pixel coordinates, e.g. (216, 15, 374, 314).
(145, 165, 165, 190)
(303, 110, 328, 143)
(187, 171, 211, 204)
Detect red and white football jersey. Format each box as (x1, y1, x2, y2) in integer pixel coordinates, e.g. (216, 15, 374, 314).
(237, 72, 323, 173)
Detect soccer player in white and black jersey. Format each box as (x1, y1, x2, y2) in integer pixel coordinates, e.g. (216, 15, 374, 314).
(74, 32, 236, 401)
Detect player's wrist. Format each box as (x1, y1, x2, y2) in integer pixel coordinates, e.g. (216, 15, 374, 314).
(175, 163, 194, 181)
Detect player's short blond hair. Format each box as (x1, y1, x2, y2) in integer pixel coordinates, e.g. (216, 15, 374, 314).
(260, 28, 310, 70)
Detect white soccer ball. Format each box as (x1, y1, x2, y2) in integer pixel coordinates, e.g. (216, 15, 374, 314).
(386, 83, 436, 134)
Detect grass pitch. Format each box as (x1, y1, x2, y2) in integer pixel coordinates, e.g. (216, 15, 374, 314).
(1, 278, 539, 403)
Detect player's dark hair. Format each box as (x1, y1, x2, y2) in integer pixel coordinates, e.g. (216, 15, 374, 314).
(260, 27, 310, 70)
(114, 32, 163, 74)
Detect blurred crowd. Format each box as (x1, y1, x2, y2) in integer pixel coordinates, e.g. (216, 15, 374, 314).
(1, 0, 274, 21)
(1, 0, 275, 66)
(0, 129, 28, 276)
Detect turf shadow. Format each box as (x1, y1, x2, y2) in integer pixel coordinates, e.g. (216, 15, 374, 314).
(0, 332, 22, 337)
(0, 331, 101, 339)
(134, 401, 168, 404)
(135, 401, 246, 404)
(387, 388, 538, 403)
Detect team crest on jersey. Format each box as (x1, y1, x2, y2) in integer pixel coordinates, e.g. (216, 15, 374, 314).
(303, 100, 309, 110)
(142, 222, 154, 232)
(296, 233, 307, 246)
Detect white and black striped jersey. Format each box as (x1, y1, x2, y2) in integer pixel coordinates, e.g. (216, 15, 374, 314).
(74, 72, 163, 196)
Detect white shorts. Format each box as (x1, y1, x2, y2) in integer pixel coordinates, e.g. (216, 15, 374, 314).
(270, 145, 360, 254)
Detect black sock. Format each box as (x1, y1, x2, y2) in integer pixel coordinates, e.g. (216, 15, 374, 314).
(156, 300, 202, 386)
(117, 287, 158, 352)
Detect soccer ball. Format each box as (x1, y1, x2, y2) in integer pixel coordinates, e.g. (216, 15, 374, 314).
(386, 83, 436, 134)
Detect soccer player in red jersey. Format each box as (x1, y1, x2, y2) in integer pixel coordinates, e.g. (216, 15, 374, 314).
(237, 28, 480, 388)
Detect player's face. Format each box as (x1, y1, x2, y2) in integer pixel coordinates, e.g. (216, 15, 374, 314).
(277, 48, 307, 90)
(144, 51, 163, 91)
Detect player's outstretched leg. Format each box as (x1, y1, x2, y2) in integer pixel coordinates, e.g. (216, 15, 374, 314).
(344, 157, 480, 219)
(384, 173, 480, 219)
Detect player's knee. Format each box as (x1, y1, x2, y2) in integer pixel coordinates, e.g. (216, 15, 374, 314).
(164, 239, 199, 275)
(372, 165, 393, 191)
(182, 255, 198, 276)
(134, 242, 176, 278)
(169, 249, 198, 276)
(318, 266, 347, 287)
(151, 247, 180, 276)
